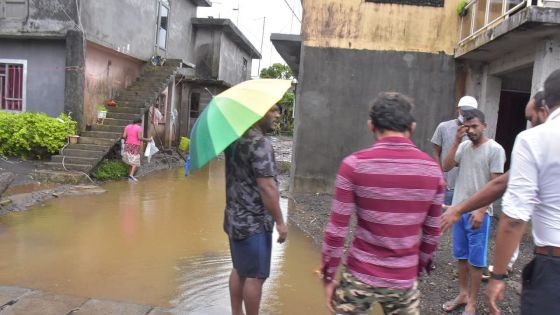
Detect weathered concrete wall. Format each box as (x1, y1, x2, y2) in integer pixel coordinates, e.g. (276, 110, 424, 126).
(81, 0, 196, 62)
(218, 32, 252, 85)
(166, 0, 197, 63)
(291, 46, 456, 193)
(193, 28, 221, 79)
(0, 0, 77, 36)
(302, 0, 461, 54)
(84, 42, 143, 126)
(0, 38, 66, 117)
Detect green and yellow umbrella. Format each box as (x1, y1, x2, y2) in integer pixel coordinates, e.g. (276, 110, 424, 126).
(189, 79, 291, 173)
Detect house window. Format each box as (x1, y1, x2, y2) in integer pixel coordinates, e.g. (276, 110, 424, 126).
(242, 58, 248, 77)
(190, 92, 200, 118)
(365, 0, 444, 7)
(0, 60, 27, 112)
(156, 1, 169, 50)
(1, 0, 28, 19)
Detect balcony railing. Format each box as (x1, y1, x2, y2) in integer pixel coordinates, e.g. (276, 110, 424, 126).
(458, 0, 560, 45)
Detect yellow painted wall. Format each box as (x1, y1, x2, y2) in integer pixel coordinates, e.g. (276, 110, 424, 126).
(303, 0, 462, 55)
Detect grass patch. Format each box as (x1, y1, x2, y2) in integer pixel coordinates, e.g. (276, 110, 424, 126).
(93, 160, 129, 181)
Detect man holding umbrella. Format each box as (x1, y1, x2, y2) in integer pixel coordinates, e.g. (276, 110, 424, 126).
(188, 79, 292, 315)
(224, 104, 288, 315)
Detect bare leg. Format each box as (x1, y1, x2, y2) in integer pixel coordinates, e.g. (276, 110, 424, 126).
(243, 278, 265, 315)
(229, 268, 246, 315)
(465, 265, 483, 314)
(444, 259, 470, 311)
(129, 165, 137, 177)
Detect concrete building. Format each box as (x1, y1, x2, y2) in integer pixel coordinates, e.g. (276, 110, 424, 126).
(179, 18, 261, 138)
(0, 0, 260, 173)
(273, 0, 560, 193)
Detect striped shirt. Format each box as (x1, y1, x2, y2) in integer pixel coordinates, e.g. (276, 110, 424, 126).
(321, 137, 444, 289)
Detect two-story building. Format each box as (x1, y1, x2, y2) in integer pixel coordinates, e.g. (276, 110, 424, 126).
(0, 0, 260, 173)
(274, 0, 560, 193)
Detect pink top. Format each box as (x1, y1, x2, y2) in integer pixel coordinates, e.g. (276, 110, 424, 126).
(124, 124, 142, 145)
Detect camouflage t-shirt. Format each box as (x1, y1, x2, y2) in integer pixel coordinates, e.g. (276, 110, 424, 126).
(223, 127, 277, 240)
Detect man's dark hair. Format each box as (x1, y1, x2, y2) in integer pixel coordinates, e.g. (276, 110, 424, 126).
(463, 109, 486, 124)
(544, 69, 560, 108)
(369, 92, 415, 132)
(534, 91, 546, 110)
(133, 118, 142, 124)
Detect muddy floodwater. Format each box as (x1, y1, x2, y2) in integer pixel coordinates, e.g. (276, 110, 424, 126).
(0, 161, 328, 314)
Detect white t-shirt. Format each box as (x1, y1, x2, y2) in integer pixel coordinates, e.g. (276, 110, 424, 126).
(452, 139, 506, 216)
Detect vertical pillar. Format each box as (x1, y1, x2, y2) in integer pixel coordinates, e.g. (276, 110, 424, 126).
(463, 61, 484, 101)
(531, 38, 560, 96)
(479, 65, 502, 139)
(166, 77, 176, 148)
(64, 30, 85, 129)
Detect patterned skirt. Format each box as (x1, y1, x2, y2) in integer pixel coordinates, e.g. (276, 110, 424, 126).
(122, 143, 141, 167)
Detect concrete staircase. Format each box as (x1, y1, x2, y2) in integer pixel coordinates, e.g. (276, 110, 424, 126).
(46, 59, 184, 173)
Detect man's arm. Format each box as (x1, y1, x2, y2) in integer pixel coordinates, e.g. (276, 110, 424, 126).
(486, 135, 536, 314)
(432, 144, 442, 168)
(322, 157, 356, 313)
(256, 177, 287, 243)
(442, 126, 466, 172)
(419, 174, 444, 274)
(321, 157, 356, 282)
(252, 137, 287, 243)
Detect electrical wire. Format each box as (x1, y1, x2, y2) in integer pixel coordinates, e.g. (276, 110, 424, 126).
(281, 0, 301, 23)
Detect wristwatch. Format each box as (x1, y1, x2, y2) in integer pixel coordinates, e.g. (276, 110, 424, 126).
(489, 271, 509, 280)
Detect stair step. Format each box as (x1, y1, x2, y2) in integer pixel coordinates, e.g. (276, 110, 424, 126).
(82, 131, 122, 139)
(78, 136, 118, 146)
(101, 118, 130, 126)
(60, 149, 106, 158)
(106, 112, 138, 120)
(106, 106, 146, 114)
(51, 155, 101, 165)
(45, 162, 94, 172)
(65, 143, 110, 151)
(92, 124, 125, 133)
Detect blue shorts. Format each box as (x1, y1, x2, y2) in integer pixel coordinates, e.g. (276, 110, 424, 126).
(452, 212, 491, 268)
(229, 232, 272, 279)
(444, 189, 454, 206)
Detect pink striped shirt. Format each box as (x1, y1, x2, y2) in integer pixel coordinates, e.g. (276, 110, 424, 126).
(321, 137, 444, 289)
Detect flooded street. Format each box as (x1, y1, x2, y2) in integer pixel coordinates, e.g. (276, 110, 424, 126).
(0, 161, 326, 314)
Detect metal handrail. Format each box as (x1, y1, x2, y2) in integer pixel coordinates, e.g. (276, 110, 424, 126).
(458, 0, 533, 45)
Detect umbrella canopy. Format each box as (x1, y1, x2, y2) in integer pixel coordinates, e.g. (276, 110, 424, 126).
(189, 79, 292, 173)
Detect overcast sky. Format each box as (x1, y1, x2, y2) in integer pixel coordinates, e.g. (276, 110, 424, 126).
(197, 0, 302, 77)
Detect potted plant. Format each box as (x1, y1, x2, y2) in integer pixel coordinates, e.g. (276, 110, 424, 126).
(68, 134, 80, 144)
(97, 104, 107, 120)
(105, 99, 117, 107)
(457, 0, 469, 17)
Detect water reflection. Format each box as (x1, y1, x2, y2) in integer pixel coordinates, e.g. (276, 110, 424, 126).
(0, 161, 326, 314)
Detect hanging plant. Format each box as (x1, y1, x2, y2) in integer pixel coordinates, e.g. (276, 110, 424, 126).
(457, 0, 469, 17)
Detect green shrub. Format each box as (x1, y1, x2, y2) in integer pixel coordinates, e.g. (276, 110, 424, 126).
(0, 112, 77, 159)
(93, 160, 129, 181)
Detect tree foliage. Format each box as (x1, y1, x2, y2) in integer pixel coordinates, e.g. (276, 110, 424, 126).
(259, 63, 293, 80)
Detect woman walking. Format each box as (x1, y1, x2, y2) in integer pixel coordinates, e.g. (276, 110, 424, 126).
(122, 118, 151, 181)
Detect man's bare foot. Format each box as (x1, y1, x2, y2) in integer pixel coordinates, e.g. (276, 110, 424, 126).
(442, 294, 468, 312)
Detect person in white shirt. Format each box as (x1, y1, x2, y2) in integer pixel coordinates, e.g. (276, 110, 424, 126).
(486, 69, 560, 315)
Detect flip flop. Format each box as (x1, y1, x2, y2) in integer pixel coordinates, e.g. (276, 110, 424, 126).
(462, 312, 476, 315)
(442, 298, 467, 313)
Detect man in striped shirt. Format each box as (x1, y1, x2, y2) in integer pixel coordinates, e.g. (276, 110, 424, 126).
(321, 92, 444, 315)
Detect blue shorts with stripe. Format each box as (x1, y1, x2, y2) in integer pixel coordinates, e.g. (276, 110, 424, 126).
(452, 212, 491, 268)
